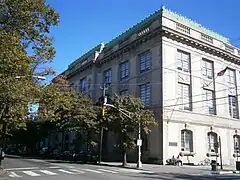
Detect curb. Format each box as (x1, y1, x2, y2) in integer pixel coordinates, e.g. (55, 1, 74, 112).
(211, 171, 233, 175)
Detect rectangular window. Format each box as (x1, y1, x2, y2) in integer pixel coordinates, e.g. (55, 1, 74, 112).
(119, 89, 128, 96)
(177, 50, 190, 73)
(80, 77, 87, 93)
(202, 89, 216, 115)
(104, 69, 112, 84)
(181, 130, 193, 152)
(120, 61, 129, 81)
(177, 83, 191, 110)
(140, 83, 150, 106)
(229, 95, 238, 119)
(202, 59, 213, 79)
(139, 50, 151, 73)
(227, 69, 236, 87)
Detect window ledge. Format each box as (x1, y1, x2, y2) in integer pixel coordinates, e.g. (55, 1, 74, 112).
(179, 151, 196, 157)
(206, 152, 219, 157)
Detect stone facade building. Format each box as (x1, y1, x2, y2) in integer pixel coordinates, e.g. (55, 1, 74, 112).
(61, 6, 240, 165)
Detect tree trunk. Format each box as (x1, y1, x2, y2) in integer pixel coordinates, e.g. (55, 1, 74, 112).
(122, 149, 127, 167)
(61, 131, 64, 152)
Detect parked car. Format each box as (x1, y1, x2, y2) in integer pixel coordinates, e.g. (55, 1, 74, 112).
(60, 151, 73, 161)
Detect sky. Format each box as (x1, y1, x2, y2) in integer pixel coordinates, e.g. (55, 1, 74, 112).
(47, 0, 240, 75)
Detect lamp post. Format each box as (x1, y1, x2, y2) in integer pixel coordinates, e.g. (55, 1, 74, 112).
(16, 75, 46, 80)
(103, 103, 142, 168)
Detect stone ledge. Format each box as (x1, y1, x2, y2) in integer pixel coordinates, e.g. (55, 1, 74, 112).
(211, 171, 233, 175)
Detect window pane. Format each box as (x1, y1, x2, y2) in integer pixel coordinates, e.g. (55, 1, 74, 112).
(229, 96, 238, 118)
(202, 60, 213, 79)
(178, 83, 191, 110)
(140, 83, 150, 106)
(140, 51, 151, 73)
(181, 130, 193, 152)
(177, 50, 190, 72)
(104, 69, 112, 84)
(203, 89, 215, 115)
(120, 62, 129, 81)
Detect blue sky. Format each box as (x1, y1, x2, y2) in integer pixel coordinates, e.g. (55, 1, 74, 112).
(47, 0, 240, 75)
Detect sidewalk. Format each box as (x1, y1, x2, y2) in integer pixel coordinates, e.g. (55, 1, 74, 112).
(98, 162, 240, 175)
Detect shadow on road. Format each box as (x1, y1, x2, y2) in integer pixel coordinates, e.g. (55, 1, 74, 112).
(132, 172, 240, 180)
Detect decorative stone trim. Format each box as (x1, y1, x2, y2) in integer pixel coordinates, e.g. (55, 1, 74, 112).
(225, 44, 235, 53)
(201, 33, 213, 43)
(179, 151, 196, 157)
(206, 152, 219, 157)
(176, 23, 190, 34)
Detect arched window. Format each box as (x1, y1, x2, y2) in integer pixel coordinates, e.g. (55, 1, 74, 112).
(234, 135, 240, 153)
(207, 132, 218, 153)
(181, 129, 193, 152)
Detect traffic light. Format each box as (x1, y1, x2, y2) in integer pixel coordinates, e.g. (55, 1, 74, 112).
(102, 105, 107, 119)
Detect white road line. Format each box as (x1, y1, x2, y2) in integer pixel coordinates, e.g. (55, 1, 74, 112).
(70, 169, 85, 174)
(58, 169, 76, 174)
(97, 169, 118, 174)
(82, 169, 103, 174)
(9, 172, 21, 178)
(22, 171, 41, 177)
(39, 170, 57, 175)
(6, 167, 39, 171)
(48, 166, 61, 169)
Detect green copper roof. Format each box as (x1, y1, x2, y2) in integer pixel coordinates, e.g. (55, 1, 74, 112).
(69, 43, 103, 69)
(69, 6, 230, 70)
(104, 9, 162, 49)
(161, 6, 229, 43)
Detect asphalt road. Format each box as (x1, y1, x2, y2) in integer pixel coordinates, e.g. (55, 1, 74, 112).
(1, 156, 240, 180)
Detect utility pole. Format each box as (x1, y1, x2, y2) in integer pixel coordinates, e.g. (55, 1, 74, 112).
(136, 120, 142, 168)
(99, 84, 108, 164)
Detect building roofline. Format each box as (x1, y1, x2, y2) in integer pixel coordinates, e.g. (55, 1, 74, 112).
(67, 5, 231, 71)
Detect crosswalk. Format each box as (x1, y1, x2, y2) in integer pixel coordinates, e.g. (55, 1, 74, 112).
(7, 166, 152, 178)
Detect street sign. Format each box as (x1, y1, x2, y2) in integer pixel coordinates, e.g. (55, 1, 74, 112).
(137, 139, 142, 146)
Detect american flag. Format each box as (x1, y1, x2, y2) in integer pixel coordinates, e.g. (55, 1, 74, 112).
(217, 67, 228, 76)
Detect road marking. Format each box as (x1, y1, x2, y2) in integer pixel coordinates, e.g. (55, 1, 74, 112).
(9, 172, 21, 178)
(97, 169, 118, 174)
(22, 171, 41, 176)
(58, 169, 76, 174)
(82, 169, 103, 174)
(6, 167, 39, 171)
(48, 166, 61, 169)
(39, 170, 57, 175)
(70, 169, 85, 174)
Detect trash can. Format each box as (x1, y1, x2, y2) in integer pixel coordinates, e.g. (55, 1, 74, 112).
(211, 160, 217, 171)
(236, 161, 240, 171)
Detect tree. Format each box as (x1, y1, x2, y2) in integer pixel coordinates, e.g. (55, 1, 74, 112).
(105, 94, 157, 167)
(0, 0, 59, 141)
(37, 75, 100, 152)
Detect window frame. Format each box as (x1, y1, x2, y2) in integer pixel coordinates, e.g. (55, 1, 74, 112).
(139, 83, 151, 106)
(202, 59, 214, 80)
(120, 61, 129, 81)
(139, 50, 151, 73)
(202, 88, 216, 115)
(207, 132, 218, 153)
(234, 135, 240, 153)
(177, 82, 191, 111)
(103, 68, 112, 84)
(177, 50, 191, 73)
(181, 129, 193, 152)
(80, 77, 87, 93)
(229, 95, 239, 119)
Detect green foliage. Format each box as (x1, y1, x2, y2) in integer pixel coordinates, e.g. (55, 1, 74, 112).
(105, 94, 157, 166)
(0, 0, 59, 139)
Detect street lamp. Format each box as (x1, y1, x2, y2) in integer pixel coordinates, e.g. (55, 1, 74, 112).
(103, 103, 142, 168)
(16, 75, 46, 80)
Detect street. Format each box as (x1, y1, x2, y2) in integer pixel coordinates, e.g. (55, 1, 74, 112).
(1, 157, 240, 180)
